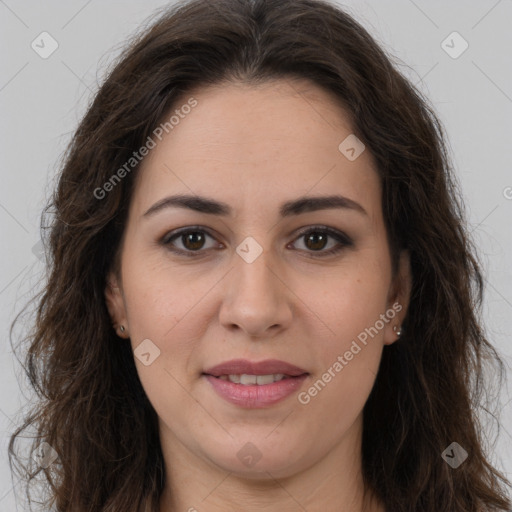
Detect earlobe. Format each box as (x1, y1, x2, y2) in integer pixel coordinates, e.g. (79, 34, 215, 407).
(384, 250, 412, 345)
(104, 273, 129, 337)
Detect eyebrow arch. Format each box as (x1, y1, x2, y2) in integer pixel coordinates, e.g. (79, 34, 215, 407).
(142, 193, 368, 218)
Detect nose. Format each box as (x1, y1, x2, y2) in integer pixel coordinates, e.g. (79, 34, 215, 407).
(218, 248, 293, 338)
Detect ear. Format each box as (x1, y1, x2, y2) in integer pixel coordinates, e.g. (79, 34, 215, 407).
(383, 250, 412, 346)
(105, 271, 129, 338)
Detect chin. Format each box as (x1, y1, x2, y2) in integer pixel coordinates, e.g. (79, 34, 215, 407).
(203, 440, 307, 480)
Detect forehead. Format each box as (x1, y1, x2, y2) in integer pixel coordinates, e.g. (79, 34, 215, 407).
(131, 78, 380, 217)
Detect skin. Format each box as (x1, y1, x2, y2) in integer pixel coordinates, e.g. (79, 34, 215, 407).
(105, 78, 411, 512)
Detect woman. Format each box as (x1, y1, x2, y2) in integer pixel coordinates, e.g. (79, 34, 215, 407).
(8, 0, 511, 510)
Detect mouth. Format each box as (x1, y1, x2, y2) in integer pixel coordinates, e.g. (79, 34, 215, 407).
(203, 358, 308, 378)
(210, 373, 297, 385)
(202, 359, 309, 408)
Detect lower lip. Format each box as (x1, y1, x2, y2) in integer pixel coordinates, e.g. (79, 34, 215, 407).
(203, 374, 308, 408)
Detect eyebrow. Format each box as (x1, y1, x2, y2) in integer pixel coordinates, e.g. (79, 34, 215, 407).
(142, 193, 368, 218)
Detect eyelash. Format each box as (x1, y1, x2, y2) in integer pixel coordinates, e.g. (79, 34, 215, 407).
(160, 225, 353, 258)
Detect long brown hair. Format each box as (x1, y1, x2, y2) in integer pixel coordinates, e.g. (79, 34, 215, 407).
(8, 0, 511, 510)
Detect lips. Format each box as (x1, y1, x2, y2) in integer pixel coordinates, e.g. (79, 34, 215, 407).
(202, 359, 309, 408)
(203, 358, 308, 378)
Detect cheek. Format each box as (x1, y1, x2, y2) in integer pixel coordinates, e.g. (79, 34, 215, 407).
(297, 254, 391, 413)
(311, 292, 386, 402)
(296, 296, 386, 445)
(121, 249, 211, 339)
(117, 261, 192, 400)
(306, 251, 391, 345)
(121, 260, 209, 426)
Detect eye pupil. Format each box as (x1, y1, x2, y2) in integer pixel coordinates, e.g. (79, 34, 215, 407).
(183, 232, 205, 250)
(305, 232, 327, 250)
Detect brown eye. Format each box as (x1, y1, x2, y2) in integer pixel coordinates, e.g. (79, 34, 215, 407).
(161, 225, 352, 258)
(181, 231, 207, 250)
(162, 227, 219, 255)
(291, 227, 353, 257)
(303, 232, 328, 251)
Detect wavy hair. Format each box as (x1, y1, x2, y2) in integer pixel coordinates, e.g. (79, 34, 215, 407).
(8, 0, 511, 510)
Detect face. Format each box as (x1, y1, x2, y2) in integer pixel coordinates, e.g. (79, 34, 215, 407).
(105, 78, 410, 481)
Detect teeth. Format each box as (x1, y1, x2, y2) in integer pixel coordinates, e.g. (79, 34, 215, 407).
(240, 374, 257, 385)
(218, 373, 287, 385)
(255, 374, 275, 385)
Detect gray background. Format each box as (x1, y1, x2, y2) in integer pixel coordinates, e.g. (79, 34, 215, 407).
(1, 0, 511, 508)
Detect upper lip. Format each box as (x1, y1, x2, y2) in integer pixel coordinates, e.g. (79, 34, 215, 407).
(203, 359, 308, 377)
